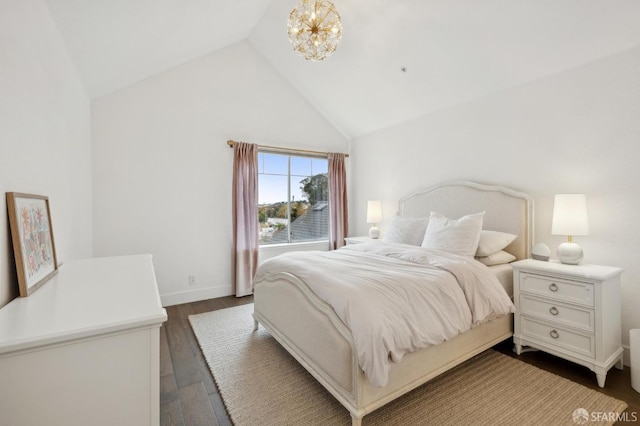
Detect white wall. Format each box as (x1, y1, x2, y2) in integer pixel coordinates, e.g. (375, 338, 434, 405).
(92, 41, 348, 306)
(0, 0, 93, 307)
(349, 46, 640, 364)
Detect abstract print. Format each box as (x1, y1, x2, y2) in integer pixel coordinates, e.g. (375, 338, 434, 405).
(18, 202, 54, 280)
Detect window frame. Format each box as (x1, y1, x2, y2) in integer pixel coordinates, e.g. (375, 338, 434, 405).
(257, 149, 330, 246)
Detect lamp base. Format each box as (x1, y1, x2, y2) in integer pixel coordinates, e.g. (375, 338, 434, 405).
(556, 242, 583, 265)
(369, 226, 380, 239)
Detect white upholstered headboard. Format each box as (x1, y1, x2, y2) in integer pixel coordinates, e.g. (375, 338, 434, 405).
(398, 180, 534, 260)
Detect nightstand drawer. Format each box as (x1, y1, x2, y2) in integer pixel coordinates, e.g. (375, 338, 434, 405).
(520, 273, 594, 307)
(521, 317, 595, 358)
(519, 294, 594, 332)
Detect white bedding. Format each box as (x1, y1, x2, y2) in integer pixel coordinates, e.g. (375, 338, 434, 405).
(255, 242, 514, 387)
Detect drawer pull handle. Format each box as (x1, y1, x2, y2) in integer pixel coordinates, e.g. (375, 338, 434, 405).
(550, 330, 560, 339)
(549, 306, 559, 316)
(549, 283, 558, 292)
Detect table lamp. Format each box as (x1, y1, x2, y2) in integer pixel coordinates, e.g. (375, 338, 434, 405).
(367, 200, 382, 239)
(551, 194, 589, 265)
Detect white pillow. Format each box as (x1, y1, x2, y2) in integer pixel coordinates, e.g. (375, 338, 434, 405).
(475, 230, 517, 257)
(475, 250, 516, 266)
(421, 211, 485, 257)
(383, 216, 429, 246)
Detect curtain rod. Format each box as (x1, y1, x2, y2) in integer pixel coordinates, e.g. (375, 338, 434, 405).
(226, 140, 349, 158)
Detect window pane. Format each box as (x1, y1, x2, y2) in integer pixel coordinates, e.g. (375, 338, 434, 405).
(262, 153, 288, 175)
(259, 174, 288, 244)
(259, 174, 288, 204)
(311, 158, 328, 175)
(291, 175, 306, 203)
(291, 162, 328, 243)
(290, 199, 328, 243)
(290, 156, 311, 177)
(297, 173, 328, 204)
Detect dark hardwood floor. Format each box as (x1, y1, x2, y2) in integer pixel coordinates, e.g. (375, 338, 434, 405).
(160, 295, 254, 426)
(160, 296, 639, 425)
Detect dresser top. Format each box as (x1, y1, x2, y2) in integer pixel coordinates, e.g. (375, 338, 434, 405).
(511, 258, 623, 280)
(0, 255, 167, 355)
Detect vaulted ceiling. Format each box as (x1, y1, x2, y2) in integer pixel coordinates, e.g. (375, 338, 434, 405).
(44, 0, 640, 138)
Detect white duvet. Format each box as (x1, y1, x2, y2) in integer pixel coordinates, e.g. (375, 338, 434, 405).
(255, 242, 514, 387)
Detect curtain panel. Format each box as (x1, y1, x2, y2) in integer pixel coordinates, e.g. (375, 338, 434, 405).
(232, 142, 259, 296)
(328, 153, 348, 250)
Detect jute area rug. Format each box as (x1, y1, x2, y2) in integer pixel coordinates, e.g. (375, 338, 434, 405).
(189, 304, 627, 426)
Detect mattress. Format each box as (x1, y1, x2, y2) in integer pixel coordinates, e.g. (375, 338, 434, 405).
(489, 263, 514, 298)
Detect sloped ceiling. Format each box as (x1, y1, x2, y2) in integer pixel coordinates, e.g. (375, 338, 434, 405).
(45, 0, 640, 139)
(43, 0, 272, 99)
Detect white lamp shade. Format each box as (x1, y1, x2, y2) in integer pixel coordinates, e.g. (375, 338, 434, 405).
(551, 194, 589, 236)
(367, 200, 382, 223)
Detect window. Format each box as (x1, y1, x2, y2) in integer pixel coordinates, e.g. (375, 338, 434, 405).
(258, 152, 329, 245)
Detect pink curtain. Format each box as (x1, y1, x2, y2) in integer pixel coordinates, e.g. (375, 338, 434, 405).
(232, 142, 258, 297)
(328, 153, 348, 250)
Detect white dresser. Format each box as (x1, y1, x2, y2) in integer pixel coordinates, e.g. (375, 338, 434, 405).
(512, 259, 623, 387)
(0, 255, 167, 426)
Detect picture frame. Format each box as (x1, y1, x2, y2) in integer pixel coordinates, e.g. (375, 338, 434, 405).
(6, 192, 58, 297)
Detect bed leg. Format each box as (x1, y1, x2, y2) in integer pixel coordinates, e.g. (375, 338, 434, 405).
(253, 318, 259, 331)
(351, 413, 362, 426)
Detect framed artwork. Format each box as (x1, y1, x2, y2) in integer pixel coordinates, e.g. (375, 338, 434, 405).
(6, 192, 58, 297)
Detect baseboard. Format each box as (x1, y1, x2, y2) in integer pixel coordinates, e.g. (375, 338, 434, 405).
(161, 285, 234, 307)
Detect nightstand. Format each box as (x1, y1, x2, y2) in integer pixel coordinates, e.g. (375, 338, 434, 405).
(344, 236, 381, 244)
(512, 259, 623, 388)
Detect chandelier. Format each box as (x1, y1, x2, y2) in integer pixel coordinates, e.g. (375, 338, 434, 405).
(287, 0, 342, 61)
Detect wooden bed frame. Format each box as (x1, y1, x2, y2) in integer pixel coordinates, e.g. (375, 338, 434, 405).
(253, 180, 534, 425)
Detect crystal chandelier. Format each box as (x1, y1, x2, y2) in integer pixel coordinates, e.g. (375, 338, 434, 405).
(287, 0, 342, 61)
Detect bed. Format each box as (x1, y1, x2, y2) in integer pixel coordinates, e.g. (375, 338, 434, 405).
(252, 180, 534, 425)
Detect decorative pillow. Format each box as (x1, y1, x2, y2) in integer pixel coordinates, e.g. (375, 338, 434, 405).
(475, 230, 517, 257)
(383, 215, 429, 246)
(421, 211, 485, 257)
(475, 250, 516, 266)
